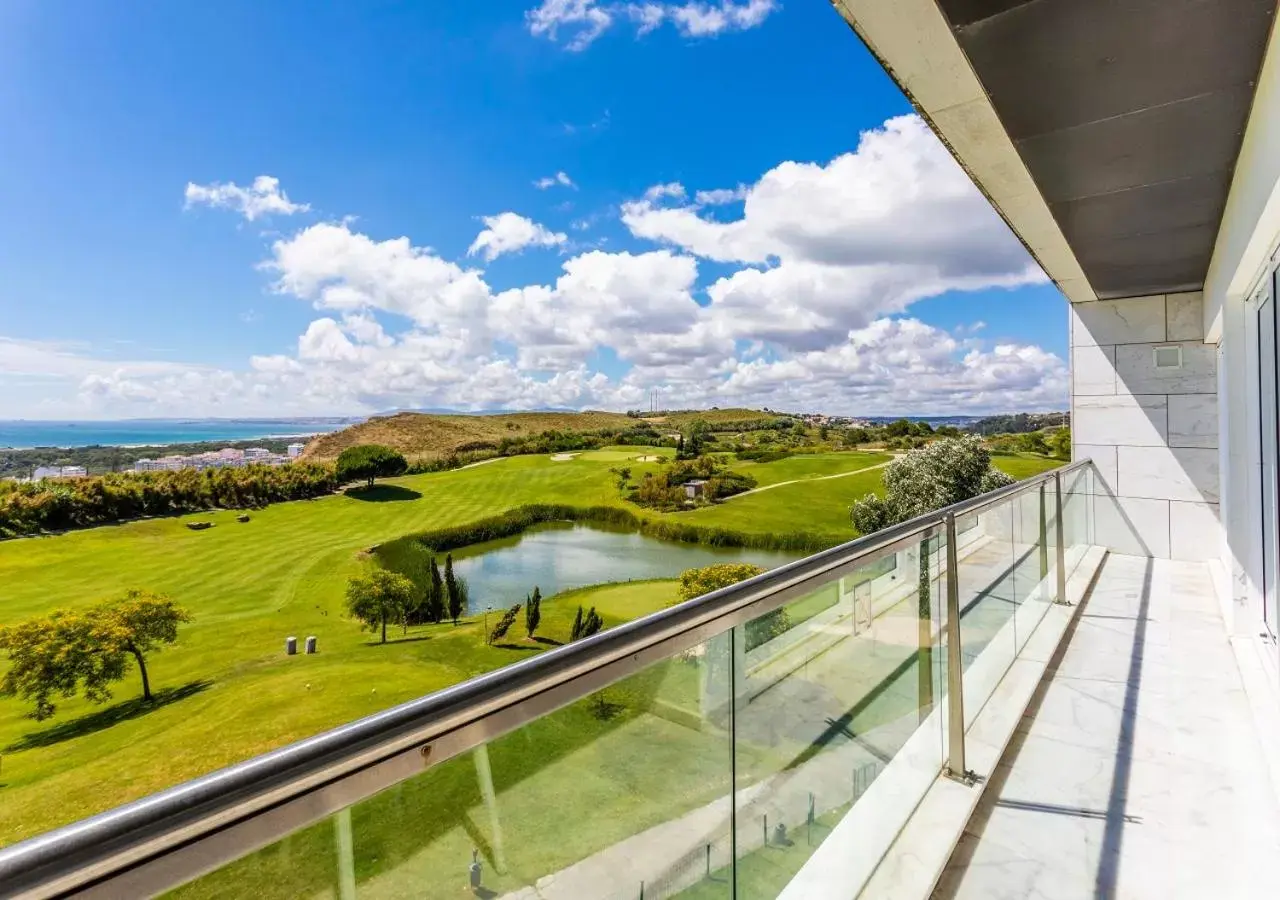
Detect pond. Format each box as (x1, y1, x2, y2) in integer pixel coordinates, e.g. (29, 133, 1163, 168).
(449, 522, 801, 611)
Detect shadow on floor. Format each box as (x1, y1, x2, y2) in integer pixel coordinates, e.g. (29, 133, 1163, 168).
(4, 679, 214, 752)
(933, 554, 1149, 900)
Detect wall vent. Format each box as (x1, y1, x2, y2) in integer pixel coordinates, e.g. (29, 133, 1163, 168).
(1153, 345, 1183, 369)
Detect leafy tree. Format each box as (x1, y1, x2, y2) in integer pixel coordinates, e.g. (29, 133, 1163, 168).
(570, 606, 603, 641)
(488, 603, 522, 645)
(96, 591, 193, 703)
(0, 591, 191, 719)
(1045, 426, 1071, 460)
(346, 570, 414, 644)
(885, 418, 913, 438)
(525, 586, 542, 639)
(676, 563, 787, 651)
(850, 436, 1014, 719)
(335, 444, 408, 488)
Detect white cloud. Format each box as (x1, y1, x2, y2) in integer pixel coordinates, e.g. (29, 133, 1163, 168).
(468, 212, 567, 262)
(528, 0, 777, 49)
(490, 250, 705, 368)
(265, 222, 492, 335)
(694, 185, 747, 206)
(644, 181, 686, 202)
(668, 0, 777, 37)
(184, 175, 310, 221)
(534, 171, 577, 190)
(527, 0, 614, 51)
(620, 115, 1045, 351)
(11, 114, 1065, 420)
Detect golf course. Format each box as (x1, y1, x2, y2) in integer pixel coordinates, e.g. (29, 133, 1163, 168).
(0, 444, 1059, 896)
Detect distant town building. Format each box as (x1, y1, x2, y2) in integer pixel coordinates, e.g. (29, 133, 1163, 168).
(131, 447, 292, 473)
(287, 443, 305, 458)
(33, 465, 87, 480)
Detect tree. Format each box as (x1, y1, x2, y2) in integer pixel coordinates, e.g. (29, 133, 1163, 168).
(427, 557, 446, 623)
(850, 436, 1014, 720)
(443, 555, 460, 625)
(447, 560, 466, 625)
(0, 591, 191, 720)
(676, 563, 787, 651)
(335, 444, 408, 489)
(525, 586, 542, 638)
(488, 603, 522, 645)
(346, 570, 414, 644)
(95, 591, 193, 703)
(570, 606, 603, 641)
(1045, 426, 1071, 460)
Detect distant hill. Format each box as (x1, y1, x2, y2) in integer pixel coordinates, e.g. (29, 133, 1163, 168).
(302, 408, 778, 461)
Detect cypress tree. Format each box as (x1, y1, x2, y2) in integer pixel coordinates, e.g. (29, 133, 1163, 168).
(525, 586, 542, 639)
(428, 558, 445, 623)
(570, 605, 585, 641)
(444, 554, 459, 625)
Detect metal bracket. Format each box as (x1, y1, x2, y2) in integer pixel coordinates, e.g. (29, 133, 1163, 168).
(944, 767, 979, 787)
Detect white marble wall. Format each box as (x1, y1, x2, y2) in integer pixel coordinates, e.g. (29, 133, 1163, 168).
(1071, 292, 1220, 561)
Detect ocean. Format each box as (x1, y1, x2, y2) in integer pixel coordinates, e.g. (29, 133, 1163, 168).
(0, 419, 359, 450)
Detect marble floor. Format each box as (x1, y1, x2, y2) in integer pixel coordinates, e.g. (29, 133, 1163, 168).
(933, 554, 1280, 900)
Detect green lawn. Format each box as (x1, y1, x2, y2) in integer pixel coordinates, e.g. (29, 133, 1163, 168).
(0, 448, 1060, 851)
(730, 451, 891, 487)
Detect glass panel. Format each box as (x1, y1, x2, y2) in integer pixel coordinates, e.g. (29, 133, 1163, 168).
(1061, 467, 1091, 574)
(1010, 484, 1053, 655)
(954, 495, 1018, 726)
(169, 633, 734, 900)
(726, 533, 944, 899)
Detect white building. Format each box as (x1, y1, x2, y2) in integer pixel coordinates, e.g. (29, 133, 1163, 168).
(32, 465, 87, 480)
(286, 443, 305, 458)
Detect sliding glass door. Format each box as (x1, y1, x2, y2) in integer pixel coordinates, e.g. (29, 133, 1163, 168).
(1258, 271, 1279, 637)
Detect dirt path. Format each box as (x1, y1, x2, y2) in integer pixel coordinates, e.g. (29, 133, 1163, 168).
(727, 459, 893, 500)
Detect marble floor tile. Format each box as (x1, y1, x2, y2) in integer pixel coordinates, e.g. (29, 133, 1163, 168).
(933, 554, 1280, 900)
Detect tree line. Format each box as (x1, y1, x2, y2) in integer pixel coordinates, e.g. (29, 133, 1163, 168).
(0, 463, 338, 538)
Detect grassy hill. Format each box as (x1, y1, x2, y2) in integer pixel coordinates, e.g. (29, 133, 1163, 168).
(302, 410, 635, 461)
(301, 408, 779, 461)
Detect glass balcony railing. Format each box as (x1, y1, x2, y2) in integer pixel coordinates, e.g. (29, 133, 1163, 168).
(0, 460, 1095, 900)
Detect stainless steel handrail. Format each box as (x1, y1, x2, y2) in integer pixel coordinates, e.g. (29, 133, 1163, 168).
(0, 458, 1092, 899)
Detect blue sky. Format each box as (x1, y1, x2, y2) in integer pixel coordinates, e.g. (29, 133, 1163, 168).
(0, 0, 1068, 419)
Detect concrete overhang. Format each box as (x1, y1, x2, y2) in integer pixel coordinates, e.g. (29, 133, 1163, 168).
(832, 0, 1275, 309)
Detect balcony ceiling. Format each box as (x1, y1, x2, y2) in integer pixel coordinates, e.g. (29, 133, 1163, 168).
(934, 0, 1275, 299)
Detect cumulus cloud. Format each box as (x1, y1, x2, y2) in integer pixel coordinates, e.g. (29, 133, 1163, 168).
(534, 171, 577, 190)
(184, 175, 310, 221)
(9, 113, 1064, 419)
(468, 213, 567, 262)
(621, 115, 1046, 350)
(527, 0, 777, 50)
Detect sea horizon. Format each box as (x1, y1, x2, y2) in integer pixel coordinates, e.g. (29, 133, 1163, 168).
(0, 417, 362, 450)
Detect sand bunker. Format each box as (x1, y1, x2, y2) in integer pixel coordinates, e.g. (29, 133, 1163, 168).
(634, 455, 661, 462)
(550, 453, 578, 461)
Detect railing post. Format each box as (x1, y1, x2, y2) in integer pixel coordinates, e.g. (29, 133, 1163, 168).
(1054, 471, 1069, 605)
(943, 514, 972, 784)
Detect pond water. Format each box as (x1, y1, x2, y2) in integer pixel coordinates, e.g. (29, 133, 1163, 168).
(449, 522, 800, 611)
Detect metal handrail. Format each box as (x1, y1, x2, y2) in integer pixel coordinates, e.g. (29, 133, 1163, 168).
(0, 458, 1091, 899)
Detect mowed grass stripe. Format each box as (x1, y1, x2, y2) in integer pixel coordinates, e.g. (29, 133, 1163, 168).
(0, 450, 1057, 846)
